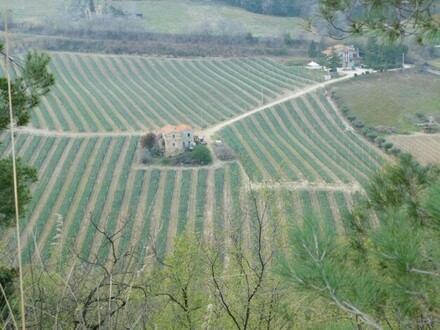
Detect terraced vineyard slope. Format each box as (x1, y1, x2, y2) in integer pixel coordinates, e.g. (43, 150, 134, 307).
(218, 91, 387, 185)
(31, 53, 324, 132)
(0, 53, 388, 265)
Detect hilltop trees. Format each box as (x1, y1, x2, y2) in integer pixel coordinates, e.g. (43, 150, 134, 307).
(64, 0, 100, 17)
(282, 154, 440, 328)
(363, 39, 409, 70)
(215, 0, 317, 17)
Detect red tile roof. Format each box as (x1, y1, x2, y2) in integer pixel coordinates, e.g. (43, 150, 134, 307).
(176, 124, 193, 132)
(160, 124, 193, 135)
(160, 124, 176, 135)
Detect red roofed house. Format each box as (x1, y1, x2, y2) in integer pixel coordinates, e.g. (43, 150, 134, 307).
(323, 44, 360, 69)
(159, 124, 194, 157)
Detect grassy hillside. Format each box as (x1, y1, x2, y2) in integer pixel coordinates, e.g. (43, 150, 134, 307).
(333, 70, 440, 133)
(8, 0, 306, 38)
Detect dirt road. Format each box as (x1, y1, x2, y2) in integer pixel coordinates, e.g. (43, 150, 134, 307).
(203, 72, 356, 138)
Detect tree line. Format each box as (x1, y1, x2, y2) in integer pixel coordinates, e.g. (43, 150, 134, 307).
(214, 0, 317, 17)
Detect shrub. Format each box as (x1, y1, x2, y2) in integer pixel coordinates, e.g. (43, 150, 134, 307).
(347, 115, 357, 122)
(192, 145, 212, 164)
(416, 112, 426, 119)
(141, 132, 157, 150)
(375, 137, 386, 147)
(383, 142, 393, 151)
(390, 147, 401, 156)
(362, 126, 375, 135)
(140, 149, 153, 164)
(214, 143, 236, 161)
(366, 132, 377, 141)
(354, 120, 364, 128)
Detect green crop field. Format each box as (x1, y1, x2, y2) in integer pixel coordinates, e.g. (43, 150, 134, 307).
(333, 70, 440, 133)
(218, 92, 386, 185)
(31, 52, 324, 132)
(0, 52, 388, 265)
(0, 132, 364, 264)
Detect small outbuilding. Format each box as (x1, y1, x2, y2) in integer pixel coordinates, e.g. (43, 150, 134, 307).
(306, 61, 322, 70)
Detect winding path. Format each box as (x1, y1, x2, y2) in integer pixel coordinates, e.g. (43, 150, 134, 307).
(203, 73, 356, 138)
(12, 71, 356, 139)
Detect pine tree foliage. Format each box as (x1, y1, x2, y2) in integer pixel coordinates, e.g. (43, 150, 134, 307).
(0, 44, 54, 326)
(0, 47, 54, 129)
(283, 154, 440, 329)
(314, 0, 440, 43)
(0, 159, 37, 228)
(0, 45, 53, 226)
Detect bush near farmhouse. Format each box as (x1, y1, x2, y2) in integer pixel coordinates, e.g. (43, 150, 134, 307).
(214, 143, 236, 161)
(140, 132, 163, 158)
(165, 145, 212, 166)
(140, 149, 153, 164)
(141, 133, 157, 149)
(192, 145, 212, 164)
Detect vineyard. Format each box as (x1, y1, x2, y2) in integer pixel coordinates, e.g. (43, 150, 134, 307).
(30, 53, 324, 132)
(218, 91, 386, 185)
(0, 131, 358, 265)
(0, 53, 389, 265)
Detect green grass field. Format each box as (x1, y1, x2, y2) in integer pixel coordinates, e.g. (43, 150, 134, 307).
(333, 70, 440, 133)
(8, 0, 307, 38)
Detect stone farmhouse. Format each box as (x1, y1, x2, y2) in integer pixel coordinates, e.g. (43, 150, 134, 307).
(323, 44, 360, 70)
(159, 124, 194, 157)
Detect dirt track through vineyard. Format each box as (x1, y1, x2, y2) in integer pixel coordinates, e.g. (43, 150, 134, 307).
(12, 70, 366, 197)
(203, 73, 354, 137)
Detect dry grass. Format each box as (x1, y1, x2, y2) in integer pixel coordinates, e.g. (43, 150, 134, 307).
(387, 133, 440, 165)
(428, 59, 440, 69)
